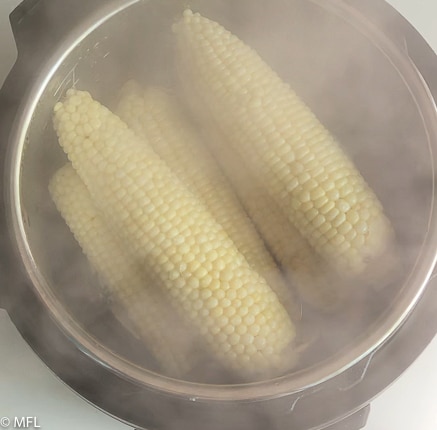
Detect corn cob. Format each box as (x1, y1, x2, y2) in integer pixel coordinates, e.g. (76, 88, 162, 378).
(173, 10, 393, 277)
(116, 82, 300, 319)
(208, 140, 348, 311)
(53, 89, 297, 375)
(49, 163, 206, 377)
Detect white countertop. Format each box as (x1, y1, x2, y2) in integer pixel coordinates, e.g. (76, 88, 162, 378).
(1, 0, 437, 429)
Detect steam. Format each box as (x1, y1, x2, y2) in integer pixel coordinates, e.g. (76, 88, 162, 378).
(11, 0, 435, 428)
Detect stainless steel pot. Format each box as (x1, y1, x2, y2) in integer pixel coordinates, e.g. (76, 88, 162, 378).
(1, 0, 437, 429)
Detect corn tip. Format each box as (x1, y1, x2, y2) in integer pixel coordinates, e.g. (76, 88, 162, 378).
(183, 8, 194, 18)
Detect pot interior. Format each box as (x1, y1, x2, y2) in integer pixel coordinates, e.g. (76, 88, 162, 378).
(11, 0, 437, 398)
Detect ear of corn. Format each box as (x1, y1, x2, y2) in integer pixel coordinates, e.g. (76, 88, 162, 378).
(116, 82, 300, 320)
(53, 89, 297, 376)
(173, 9, 393, 277)
(49, 163, 206, 378)
(207, 141, 349, 311)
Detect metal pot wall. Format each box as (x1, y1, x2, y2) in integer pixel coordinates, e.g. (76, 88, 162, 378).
(1, 0, 437, 429)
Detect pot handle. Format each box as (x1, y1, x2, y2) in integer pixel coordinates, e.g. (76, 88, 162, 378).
(8, 0, 46, 53)
(8, 0, 78, 56)
(0, 0, 22, 88)
(9, 0, 41, 28)
(8, 0, 115, 56)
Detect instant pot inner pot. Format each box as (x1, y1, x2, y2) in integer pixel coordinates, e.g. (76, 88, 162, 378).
(15, 0, 434, 391)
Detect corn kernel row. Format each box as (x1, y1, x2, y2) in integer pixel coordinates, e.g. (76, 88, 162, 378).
(116, 82, 299, 319)
(52, 89, 296, 375)
(173, 9, 393, 277)
(49, 164, 203, 377)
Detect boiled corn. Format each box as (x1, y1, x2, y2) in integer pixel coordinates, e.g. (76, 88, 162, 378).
(116, 82, 299, 319)
(209, 142, 348, 311)
(53, 89, 296, 375)
(174, 10, 393, 276)
(49, 163, 203, 377)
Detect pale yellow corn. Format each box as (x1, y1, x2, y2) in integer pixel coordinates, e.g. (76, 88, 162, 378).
(49, 164, 205, 377)
(210, 143, 348, 311)
(116, 82, 299, 319)
(53, 89, 296, 375)
(174, 10, 393, 276)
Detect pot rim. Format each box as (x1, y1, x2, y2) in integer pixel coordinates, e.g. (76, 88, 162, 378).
(4, 0, 437, 403)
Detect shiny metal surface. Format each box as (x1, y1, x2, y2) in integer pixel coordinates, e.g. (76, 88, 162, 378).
(0, 1, 19, 87)
(1, 0, 437, 428)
